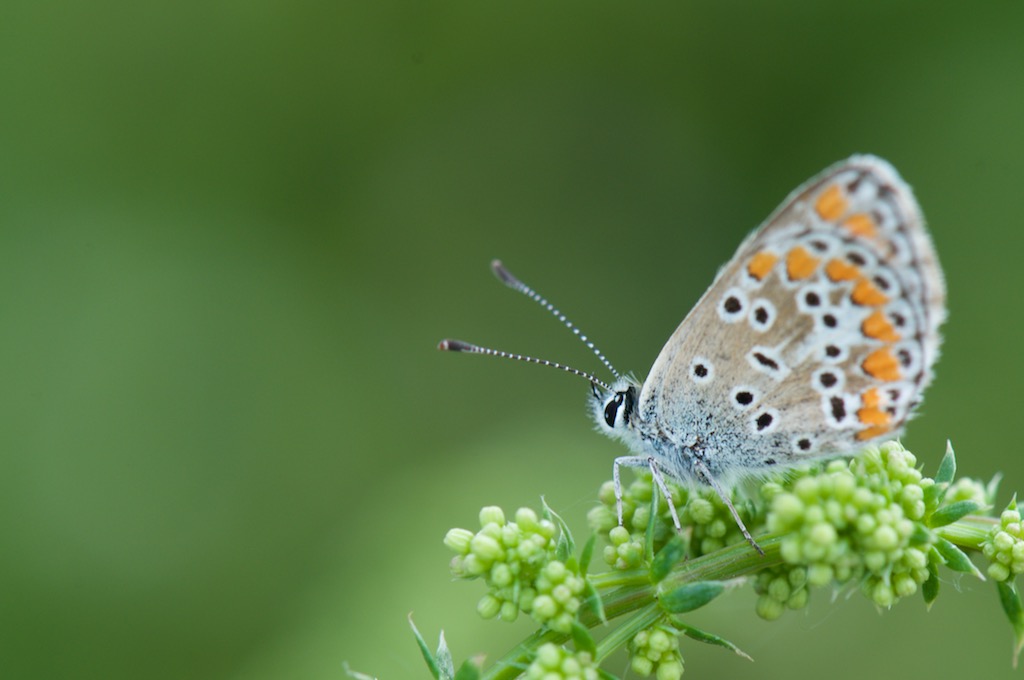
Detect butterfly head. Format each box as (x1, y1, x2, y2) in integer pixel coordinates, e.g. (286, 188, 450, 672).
(592, 378, 640, 439)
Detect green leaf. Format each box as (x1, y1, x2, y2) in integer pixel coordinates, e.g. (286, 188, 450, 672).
(583, 579, 608, 624)
(542, 498, 575, 562)
(929, 500, 984, 528)
(987, 473, 1004, 507)
(659, 581, 725, 614)
(933, 537, 984, 579)
(925, 441, 956, 509)
(596, 670, 622, 680)
(342, 662, 377, 680)
(935, 440, 956, 485)
(453, 658, 482, 680)
(675, 622, 753, 661)
(408, 615, 441, 680)
(580, 533, 596, 575)
(650, 535, 687, 583)
(436, 631, 455, 680)
(923, 483, 945, 512)
(571, 621, 597, 657)
(909, 523, 933, 546)
(997, 581, 1024, 667)
(922, 559, 940, 608)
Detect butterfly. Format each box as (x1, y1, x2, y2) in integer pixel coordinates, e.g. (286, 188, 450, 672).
(440, 155, 945, 554)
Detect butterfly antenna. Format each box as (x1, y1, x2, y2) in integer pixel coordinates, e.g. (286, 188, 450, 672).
(490, 260, 621, 379)
(437, 339, 613, 393)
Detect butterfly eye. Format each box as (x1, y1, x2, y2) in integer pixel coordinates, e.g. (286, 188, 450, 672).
(603, 393, 624, 428)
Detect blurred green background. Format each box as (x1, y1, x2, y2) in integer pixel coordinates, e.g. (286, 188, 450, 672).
(2, 2, 1023, 679)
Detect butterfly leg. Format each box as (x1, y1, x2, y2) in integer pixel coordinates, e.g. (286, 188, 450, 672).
(692, 458, 765, 556)
(646, 457, 683, 532)
(613, 456, 682, 532)
(613, 456, 650, 527)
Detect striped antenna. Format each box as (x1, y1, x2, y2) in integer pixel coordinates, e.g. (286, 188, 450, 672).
(437, 339, 613, 393)
(490, 260, 620, 379)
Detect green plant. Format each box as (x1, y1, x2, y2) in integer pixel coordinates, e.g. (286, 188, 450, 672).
(409, 442, 1024, 679)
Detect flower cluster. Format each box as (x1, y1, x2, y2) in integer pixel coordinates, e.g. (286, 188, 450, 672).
(763, 442, 934, 610)
(629, 625, 684, 680)
(444, 505, 584, 632)
(587, 476, 679, 560)
(425, 441, 1015, 679)
(982, 503, 1024, 582)
(524, 643, 599, 680)
(528, 559, 587, 633)
(752, 565, 810, 620)
(587, 473, 756, 564)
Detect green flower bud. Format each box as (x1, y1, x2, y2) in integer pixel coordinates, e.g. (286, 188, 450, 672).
(544, 560, 567, 583)
(894, 573, 917, 598)
(491, 562, 512, 587)
(463, 553, 485, 576)
(864, 550, 886, 572)
(905, 547, 928, 570)
(767, 576, 790, 602)
(532, 594, 556, 619)
(756, 594, 785, 620)
(444, 528, 474, 554)
(535, 642, 561, 669)
(499, 600, 519, 622)
(648, 629, 673, 655)
(787, 587, 809, 610)
(479, 506, 506, 527)
(989, 562, 1011, 582)
(515, 507, 540, 531)
(609, 525, 631, 546)
(477, 594, 501, 619)
(873, 525, 899, 551)
(551, 612, 575, 634)
(807, 563, 833, 586)
(552, 583, 573, 604)
(587, 505, 617, 533)
(780, 536, 803, 564)
(871, 582, 895, 608)
(632, 505, 652, 530)
(687, 497, 714, 524)
(597, 481, 618, 505)
(808, 522, 837, 547)
(470, 533, 504, 562)
(657, 658, 684, 680)
(632, 655, 654, 677)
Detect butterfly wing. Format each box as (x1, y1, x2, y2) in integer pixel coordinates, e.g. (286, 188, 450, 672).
(637, 155, 945, 478)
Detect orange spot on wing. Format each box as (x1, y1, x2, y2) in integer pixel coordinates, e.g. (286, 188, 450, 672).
(815, 184, 848, 221)
(825, 258, 861, 282)
(786, 246, 820, 280)
(862, 348, 901, 382)
(856, 424, 891, 441)
(857, 388, 891, 427)
(851, 278, 889, 306)
(862, 310, 901, 342)
(861, 387, 881, 409)
(747, 251, 779, 281)
(858, 409, 890, 426)
(843, 213, 877, 238)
